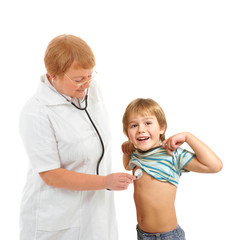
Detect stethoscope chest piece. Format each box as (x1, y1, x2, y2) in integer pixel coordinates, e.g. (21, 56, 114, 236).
(134, 168, 143, 179)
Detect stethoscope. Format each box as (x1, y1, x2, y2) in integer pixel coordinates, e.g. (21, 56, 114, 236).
(51, 77, 104, 175)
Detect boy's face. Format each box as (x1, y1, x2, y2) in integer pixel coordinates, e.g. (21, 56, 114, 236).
(127, 113, 165, 151)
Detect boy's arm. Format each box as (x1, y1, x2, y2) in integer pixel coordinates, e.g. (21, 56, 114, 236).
(122, 141, 134, 171)
(123, 153, 131, 170)
(163, 132, 223, 173)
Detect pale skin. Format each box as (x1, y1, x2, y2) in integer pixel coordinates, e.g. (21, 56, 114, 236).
(40, 62, 135, 191)
(122, 114, 223, 233)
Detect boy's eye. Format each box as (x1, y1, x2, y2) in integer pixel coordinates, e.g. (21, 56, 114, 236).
(146, 122, 152, 125)
(130, 124, 137, 128)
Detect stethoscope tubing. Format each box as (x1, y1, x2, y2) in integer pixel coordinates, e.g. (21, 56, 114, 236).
(70, 100, 105, 175)
(51, 77, 105, 175)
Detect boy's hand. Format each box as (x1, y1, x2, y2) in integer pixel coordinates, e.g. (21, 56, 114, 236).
(162, 132, 187, 155)
(121, 141, 135, 155)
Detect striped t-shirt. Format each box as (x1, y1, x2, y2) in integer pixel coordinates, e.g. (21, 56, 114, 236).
(129, 146, 195, 187)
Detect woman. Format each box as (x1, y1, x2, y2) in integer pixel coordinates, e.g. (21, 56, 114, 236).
(19, 34, 135, 240)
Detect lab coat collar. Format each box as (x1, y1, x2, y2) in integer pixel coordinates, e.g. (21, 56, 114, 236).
(35, 74, 69, 106)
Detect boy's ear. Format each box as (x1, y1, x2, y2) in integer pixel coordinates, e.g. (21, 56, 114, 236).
(159, 125, 166, 135)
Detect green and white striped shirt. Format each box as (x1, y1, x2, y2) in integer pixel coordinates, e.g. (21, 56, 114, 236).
(129, 146, 195, 187)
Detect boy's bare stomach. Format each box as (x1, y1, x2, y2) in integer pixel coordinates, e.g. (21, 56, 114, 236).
(133, 167, 178, 233)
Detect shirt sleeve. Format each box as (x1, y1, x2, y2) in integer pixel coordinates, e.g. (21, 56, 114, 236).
(19, 102, 61, 173)
(173, 147, 196, 175)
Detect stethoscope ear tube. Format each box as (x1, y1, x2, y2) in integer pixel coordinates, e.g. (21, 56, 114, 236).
(70, 99, 105, 175)
(83, 108, 105, 175)
(51, 77, 105, 175)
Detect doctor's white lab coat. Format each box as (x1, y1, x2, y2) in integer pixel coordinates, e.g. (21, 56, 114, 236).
(19, 75, 118, 240)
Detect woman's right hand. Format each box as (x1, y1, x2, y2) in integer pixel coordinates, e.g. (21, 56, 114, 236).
(104, 173, 136, 191)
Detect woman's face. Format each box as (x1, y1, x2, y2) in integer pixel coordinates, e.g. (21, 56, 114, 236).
(53, 62, 94, 99)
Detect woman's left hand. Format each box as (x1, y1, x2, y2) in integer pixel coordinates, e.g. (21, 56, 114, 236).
(104, 172, 136, 191)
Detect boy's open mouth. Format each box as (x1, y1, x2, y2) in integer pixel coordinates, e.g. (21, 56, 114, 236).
(137, 137, 150, 141)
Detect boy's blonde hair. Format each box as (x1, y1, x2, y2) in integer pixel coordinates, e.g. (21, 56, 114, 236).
(44, 34, 96, 77)
(122, 98, 167, 142)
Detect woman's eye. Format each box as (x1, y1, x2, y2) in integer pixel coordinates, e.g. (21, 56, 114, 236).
(74, 78, 83, 83)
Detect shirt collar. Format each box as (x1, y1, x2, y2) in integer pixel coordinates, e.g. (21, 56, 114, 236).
(135, 146, 163, 155)
(36, 74, 90, 107)
(35, 74, 70, 106)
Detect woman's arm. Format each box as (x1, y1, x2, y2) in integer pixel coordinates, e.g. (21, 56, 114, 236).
(39, 168, 135, 191)
(162, 132, 223, 173)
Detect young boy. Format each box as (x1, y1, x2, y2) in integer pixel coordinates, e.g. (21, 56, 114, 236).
(122, 98, 222, 240)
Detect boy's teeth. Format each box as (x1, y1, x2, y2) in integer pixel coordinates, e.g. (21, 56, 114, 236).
(138, 137, 149, 141)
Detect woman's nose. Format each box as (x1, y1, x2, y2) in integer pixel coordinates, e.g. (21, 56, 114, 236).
(80, 80, 92, 89)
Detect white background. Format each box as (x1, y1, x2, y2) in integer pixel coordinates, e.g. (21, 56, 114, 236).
(0, 0, 232, 239)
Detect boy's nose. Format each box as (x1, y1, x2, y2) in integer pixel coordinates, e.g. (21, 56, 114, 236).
(138, 124, 145, 133)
